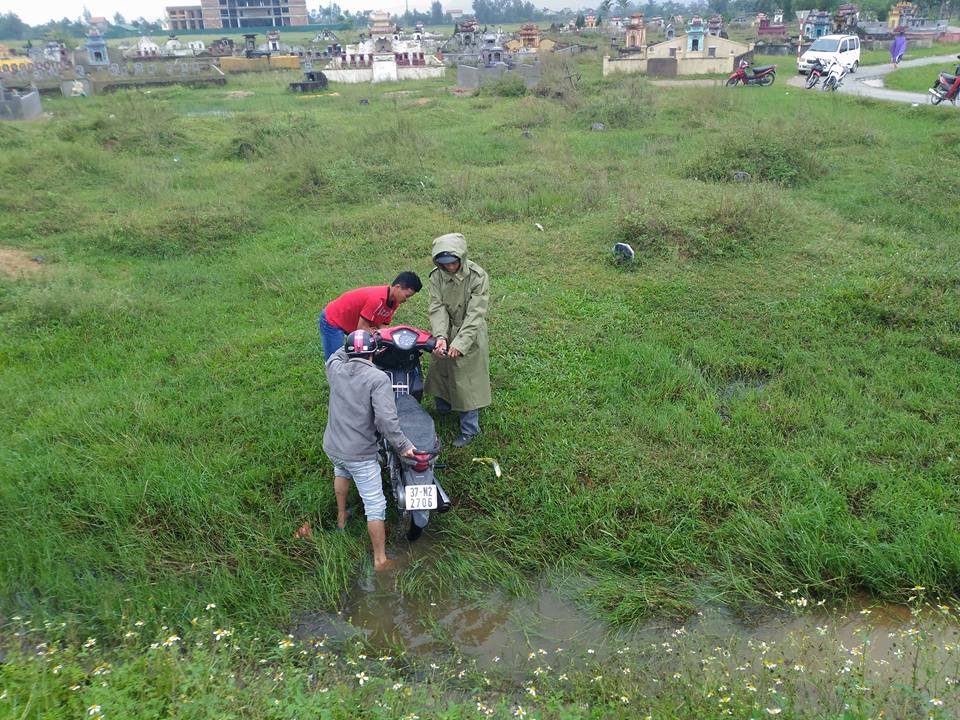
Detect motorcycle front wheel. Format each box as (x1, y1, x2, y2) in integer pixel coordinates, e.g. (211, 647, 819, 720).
(806, 74, 819, 89)
(407, 515, 423, 542)
(929, 90, 945, 105)
(760, 74, 775, 86)
(821, 77, 836, 92)
(725, 77, 739, 87)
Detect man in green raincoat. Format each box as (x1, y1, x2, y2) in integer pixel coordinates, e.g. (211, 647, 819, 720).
(425, 233, 491, 447)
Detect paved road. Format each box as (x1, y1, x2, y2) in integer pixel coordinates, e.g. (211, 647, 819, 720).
(786, 54, 959, 104)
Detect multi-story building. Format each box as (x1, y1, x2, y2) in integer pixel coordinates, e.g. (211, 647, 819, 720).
(200, 0, 309, 29)
(166, 6, 205, 30)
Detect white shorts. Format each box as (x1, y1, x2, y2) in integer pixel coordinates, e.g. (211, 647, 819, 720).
(330, 456, 386, 522)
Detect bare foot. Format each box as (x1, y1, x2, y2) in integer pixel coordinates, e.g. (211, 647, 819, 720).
(293, 521, 312, 540)
(374, 558, 399, 573)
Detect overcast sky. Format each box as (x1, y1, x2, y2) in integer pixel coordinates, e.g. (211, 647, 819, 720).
(3, 1, 584, 25)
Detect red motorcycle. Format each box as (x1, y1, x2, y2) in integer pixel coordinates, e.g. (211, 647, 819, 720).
(727, 59, 777, 87)
(929, 55, 960, 105)
(805, 57, 829, 89)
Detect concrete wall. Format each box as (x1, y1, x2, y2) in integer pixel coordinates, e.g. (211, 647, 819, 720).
(217, 55, 301, 72)
(675, 55, 739, 74)
(603, 54, 647, 76)
(604, 49, 745, 76)
(372, 57, 397, 83)
(325, 64, 445, 84)
(457, 63, 539, 89)
(753, 42, 797, 56)
(397, 66, 446, 81)
(0, 89, 42, 120)
(324, 67, 373, 83)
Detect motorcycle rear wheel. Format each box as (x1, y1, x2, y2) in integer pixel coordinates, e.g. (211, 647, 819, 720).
(760, 74, 775, 86)
(725, 77, 739, 87)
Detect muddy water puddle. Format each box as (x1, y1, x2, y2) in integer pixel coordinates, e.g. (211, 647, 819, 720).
(295, 578, 960, 686)
(297, 581, 609, 668)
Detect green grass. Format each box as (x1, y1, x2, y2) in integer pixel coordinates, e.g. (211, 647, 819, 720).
(885, 62, 958, 93)
(1, 55, 959, 642)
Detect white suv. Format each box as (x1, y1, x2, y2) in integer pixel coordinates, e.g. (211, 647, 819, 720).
(797, 34, 861, 74)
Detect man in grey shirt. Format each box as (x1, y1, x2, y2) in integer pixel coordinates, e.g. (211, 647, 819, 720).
(321, 330, 415, 572)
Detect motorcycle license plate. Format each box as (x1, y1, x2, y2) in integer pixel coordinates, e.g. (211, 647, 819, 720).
(405, 484, 437, 511)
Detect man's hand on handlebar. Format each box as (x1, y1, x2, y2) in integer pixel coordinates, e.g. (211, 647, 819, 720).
(400, 447, 417, 459)
(432, 337, 448, 357)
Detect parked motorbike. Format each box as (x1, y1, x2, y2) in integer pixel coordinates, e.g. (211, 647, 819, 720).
(820, 58, 847, 92)
(726, 60, 777, 87)
(805, 58, 829, 89)
(929, 55, 960, 105)
(373, 325, 451, 542)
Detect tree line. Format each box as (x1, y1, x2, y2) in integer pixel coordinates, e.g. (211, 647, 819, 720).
(0, 11, 162, 41)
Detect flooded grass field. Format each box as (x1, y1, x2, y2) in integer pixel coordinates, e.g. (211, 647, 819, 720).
(1, 44, 959, 718)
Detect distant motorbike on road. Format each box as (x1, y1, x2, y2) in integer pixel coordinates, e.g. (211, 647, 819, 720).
(805, 58, 829, 89)
(820, 58, 848, 92)
(727, 60, 777, 87)
(929, 55, 960, 105)
(373, 325, 451, 542)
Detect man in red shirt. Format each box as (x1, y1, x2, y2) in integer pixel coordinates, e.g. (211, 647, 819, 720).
(319, 272, 422, 359)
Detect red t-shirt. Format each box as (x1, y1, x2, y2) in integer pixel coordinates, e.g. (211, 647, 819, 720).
(325, 285, 397, 332)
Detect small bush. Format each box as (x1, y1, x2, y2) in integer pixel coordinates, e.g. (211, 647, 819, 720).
(685, 135, 822, 187)
(612, 183, 793, 260)
(498, 96, 559, 129)
(88, 205, 260, 258)
(478, 73, 528, 97)
(577, 77, 656, 129)
(533, 54, 582, 105)
(224, 113, 323, 160)
(58, 93, 190, 155)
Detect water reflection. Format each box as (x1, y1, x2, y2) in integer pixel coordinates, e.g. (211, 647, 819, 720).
(296, 581, 960, 679)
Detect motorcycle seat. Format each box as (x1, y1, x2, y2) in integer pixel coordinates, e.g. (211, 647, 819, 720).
(752, 65, 775, 73)
(942, 73, 958, 84)
(395, 394, 440, 455)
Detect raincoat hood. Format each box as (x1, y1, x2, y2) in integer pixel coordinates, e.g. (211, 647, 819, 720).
(432, 233, 469, 274)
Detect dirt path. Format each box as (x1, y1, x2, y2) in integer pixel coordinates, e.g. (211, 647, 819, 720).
(0, 247, 44, 278)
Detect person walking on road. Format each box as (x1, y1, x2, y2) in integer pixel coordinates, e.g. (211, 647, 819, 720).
(425, 233, 491, 448)
(318, 272, 422, 360)
(891, 30, 907, 66)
